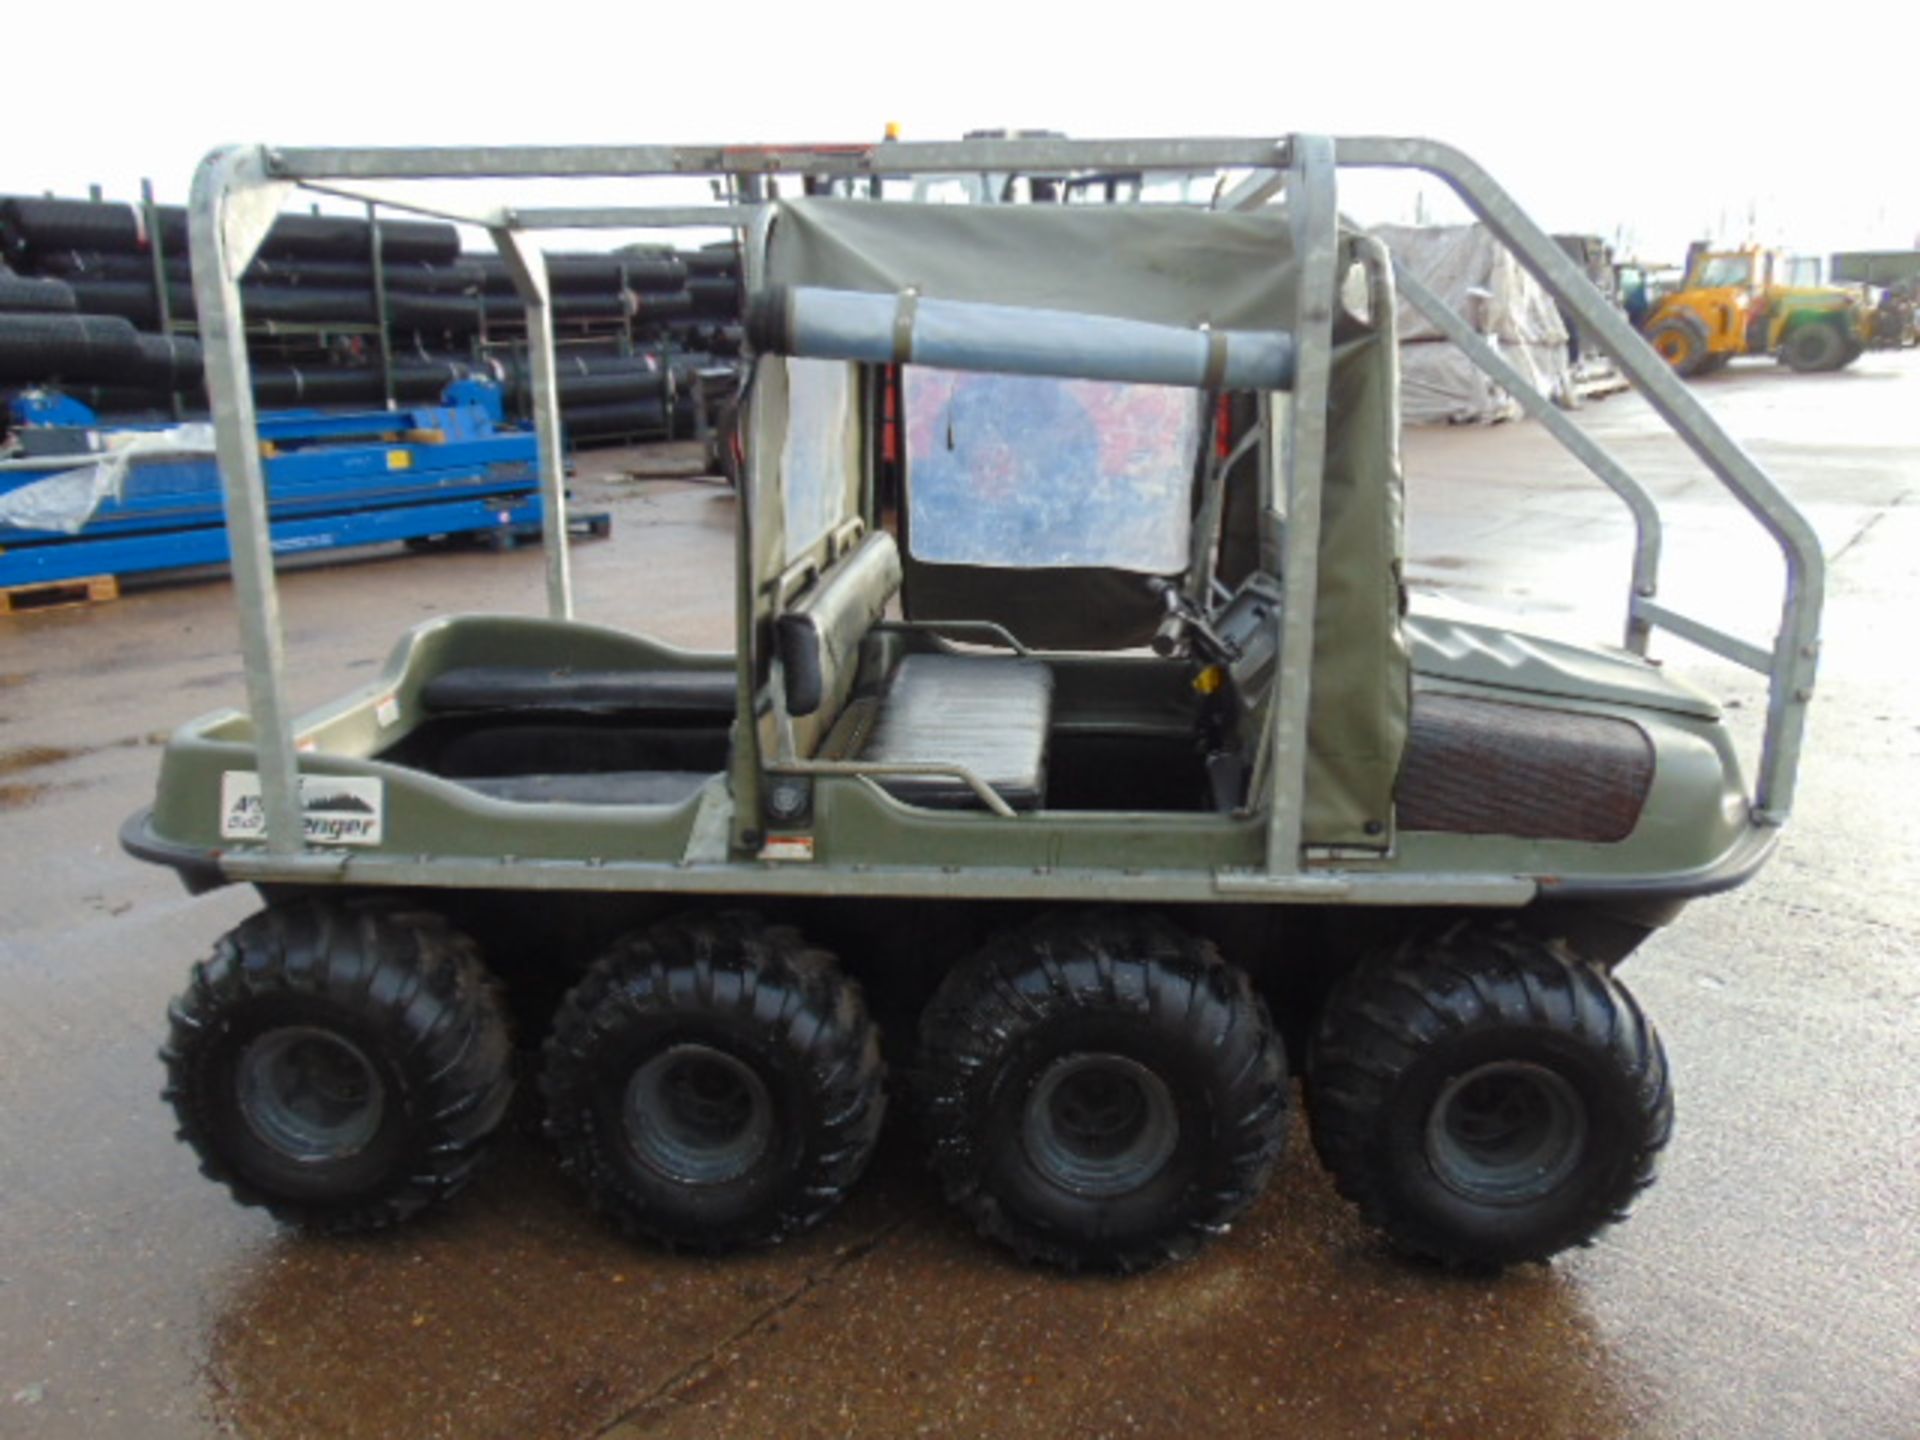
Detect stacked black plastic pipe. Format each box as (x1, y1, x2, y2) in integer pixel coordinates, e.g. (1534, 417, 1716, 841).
(0, 193, 745, 443)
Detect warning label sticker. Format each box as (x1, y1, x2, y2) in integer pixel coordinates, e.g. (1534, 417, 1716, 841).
(758, 834, 816, 863)
(220, 772, 385, 846)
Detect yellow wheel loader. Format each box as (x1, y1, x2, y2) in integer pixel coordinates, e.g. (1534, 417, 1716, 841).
(1644, 246, 1868, 376)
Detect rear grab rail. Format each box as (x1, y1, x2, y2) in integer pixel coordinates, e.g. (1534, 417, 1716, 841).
(1333, 139, 1822, 825)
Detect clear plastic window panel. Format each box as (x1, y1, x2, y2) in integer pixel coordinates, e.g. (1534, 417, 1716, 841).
(903, 369, 1198, 572)
(781, 358, 857, 563)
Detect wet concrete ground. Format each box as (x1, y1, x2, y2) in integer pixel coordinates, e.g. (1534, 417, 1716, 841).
(1, 352, 1916, 1438)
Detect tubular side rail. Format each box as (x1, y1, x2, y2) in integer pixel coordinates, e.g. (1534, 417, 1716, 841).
(874, 620, 1035, 656)
(1387, 260, 1665, 657)
(770, 760, 1019, 820)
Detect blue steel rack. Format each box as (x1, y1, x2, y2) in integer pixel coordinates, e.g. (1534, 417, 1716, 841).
(0, 401, 554, 588)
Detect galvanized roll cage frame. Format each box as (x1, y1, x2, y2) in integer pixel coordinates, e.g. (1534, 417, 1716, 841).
(188, 133, 1821, 883)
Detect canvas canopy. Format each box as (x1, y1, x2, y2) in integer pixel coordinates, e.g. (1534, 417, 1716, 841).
(1375, 222, 1572, 424)
(754, 197, 1409, 847)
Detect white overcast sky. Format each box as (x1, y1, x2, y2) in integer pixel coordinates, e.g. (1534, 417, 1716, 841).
(7, 0, 1915, 264)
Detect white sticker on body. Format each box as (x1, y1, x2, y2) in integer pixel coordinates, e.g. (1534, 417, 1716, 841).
(220, 771, 385, 846)
(758, 835, 815, 863)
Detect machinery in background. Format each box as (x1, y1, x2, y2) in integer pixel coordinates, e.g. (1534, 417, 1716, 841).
(1831, 251, 1920, 350)
(1615, 260, 1684, 330)
(1643, 244, 1870, 376)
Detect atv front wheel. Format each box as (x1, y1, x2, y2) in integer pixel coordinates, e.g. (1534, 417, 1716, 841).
(917, 912, 1286, 1272)
(541, 913, 886, 1251)
(161, 899, 516, 1232)
(1307, 926, 1671, 1268)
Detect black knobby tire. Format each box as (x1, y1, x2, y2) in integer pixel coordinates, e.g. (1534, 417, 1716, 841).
(541, 913, 886, 1251)
(1782, 320, 1850, 373)
(917, 912, 1287, 1272)
(1646, 313, 1712, 376)
(1307, 926, 1671, 1268)
(161, 899, 516, 1233)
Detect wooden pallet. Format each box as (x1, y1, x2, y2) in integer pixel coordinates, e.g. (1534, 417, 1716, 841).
(0, 574, 119, 615)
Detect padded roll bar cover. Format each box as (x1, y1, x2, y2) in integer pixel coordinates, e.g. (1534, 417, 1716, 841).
(752, 284, 1296, 391)
(776, 531, 904, 717)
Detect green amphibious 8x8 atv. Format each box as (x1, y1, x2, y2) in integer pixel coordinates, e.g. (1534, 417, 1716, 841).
(127, 134, 1823, 1272)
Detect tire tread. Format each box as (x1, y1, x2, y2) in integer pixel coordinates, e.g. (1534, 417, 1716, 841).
(541, 912, 885, 1253)
(161, 898, 515, 1234)
(918, 910, 1286, 1273)
(1308, 924, 1671, 1267)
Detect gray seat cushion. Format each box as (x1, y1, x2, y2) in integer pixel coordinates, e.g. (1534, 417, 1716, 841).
(458, 771, 713, 806)
(860, 654, 1054, 810)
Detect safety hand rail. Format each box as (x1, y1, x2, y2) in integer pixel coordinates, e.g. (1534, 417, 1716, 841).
(770, 759, 1018, 820)
(1338, 138, 1823, 824)
(874, 620, 1034, 657)
(1398, 261, 1783, 692)
(1390, 260, 1665, 656)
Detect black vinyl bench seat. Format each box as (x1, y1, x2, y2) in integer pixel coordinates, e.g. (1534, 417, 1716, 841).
(420, 665, 735, 719)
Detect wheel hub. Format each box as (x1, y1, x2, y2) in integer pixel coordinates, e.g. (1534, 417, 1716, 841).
(1425, 1061, 1587, 1205)
(1021, 1052, 1179, 1197)
(236, 1025, 385, 1163)
(624, 1043, 773, 1186)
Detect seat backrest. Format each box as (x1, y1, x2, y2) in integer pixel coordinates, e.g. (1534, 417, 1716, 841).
(776, 530, 902, 741)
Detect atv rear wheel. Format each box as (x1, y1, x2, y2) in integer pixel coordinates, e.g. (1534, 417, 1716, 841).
(161, 899, 516, 1232)
(541, 913, 885, 1251)
(1782, 319, 1850, 373)
(917, 912, 1287, 1272)
(1307, 926, 1670, 1267)
(1647, 314, 1712, 376)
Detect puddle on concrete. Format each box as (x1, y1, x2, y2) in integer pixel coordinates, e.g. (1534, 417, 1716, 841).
(197, 1136, 918, 1440)
(185, 1119, 1661, 1440)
